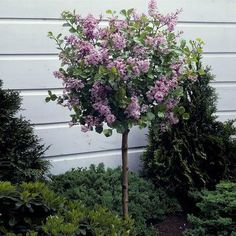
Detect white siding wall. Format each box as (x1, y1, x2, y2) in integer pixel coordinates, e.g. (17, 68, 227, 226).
(0, 0, 236, 174)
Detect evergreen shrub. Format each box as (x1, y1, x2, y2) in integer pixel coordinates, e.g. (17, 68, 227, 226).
(0, 80, 49, 183)
(142, 41, 236, 207)
(0, 181, 135, 236)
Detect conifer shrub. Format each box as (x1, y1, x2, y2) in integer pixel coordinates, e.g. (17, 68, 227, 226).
(183, 181, 236, 236)
(142, 41, 236, 207)
(0, 181, 135, 236)
(0, 80, 49, 183)
(48, 163, 181, 236)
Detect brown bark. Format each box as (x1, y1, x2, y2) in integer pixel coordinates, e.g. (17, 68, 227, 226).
(122, 129, 129, 219)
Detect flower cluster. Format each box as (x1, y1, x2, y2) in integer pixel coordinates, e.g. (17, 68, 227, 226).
(48, 0, 187, 135)
(146, 76, 178, 103)
(125, 96, 141, 119)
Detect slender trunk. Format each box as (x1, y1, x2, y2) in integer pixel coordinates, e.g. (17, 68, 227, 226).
(122, 130, 129, 219)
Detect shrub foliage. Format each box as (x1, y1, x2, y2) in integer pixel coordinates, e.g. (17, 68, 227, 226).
(0, 80, 49, 183)
(183, 181, 236, 236)
(0, 181, 135, 236)
(48, 163, 181, 236)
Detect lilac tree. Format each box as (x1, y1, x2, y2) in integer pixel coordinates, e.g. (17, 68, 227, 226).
(47, 0, 187, 218)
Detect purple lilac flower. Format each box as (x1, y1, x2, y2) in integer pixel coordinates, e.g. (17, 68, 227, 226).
(161, 10, 181, 32)
(166, 111, 179, 124)
(146, 76, 177, 103)
(106, 114, 116, 124)
(64, 35, 79, 46)
(82, 14, 98, 39)
(67, 96, 80, 109)
(166, 98, 179, 110)
(132, 66, 140, 76)
(132, 10, 141, 21)
(148, 0, 157, 16)
(107, 58, 127, 79)
(188, 75, 198, 82)
(171, 61, 183, 77)
(65, 78, 84, 91)
(91, 81, 107, 100)
(98, 28, 109, 39)
(94, 103, 111, 116)
(99, 48, 109, 63)
(133, 46, 146, 58)
(59, 52, 70, 65)
(154, 91, 164, 102)
(125, 96, 141, 119)
(111, 33, 126, 50)
(84, 49, 102, 65)
(53, 71, 65, 80)
(137, 59, 150, 73)
(145, 35, 165, 47)
(92, 101, 116, 125)
(141, 104, 148, 113)
(81, 115, 101, 132)
(114, 20, 127, 31)
(76, 40, 93, 59)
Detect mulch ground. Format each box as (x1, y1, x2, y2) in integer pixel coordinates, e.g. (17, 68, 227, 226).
(157, 215, 190, 236)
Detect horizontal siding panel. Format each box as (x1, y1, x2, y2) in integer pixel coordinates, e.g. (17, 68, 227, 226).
(1, 54, 236, 90)
(213, 84, 236, 111)
(0, 56, 61, 90)
(203, 55, 236, 82)
(0, 22, 236, 54)
(48, 148, 143, 175)
(35, 125, 147, 157)
(20, 91, 70, 124)
(216, 111, 236, 122)
(19, 84, 236, 124)
(0, 0, 236, 23)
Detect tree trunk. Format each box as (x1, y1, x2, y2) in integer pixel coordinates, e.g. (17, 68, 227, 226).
(122, 129, 129, 219)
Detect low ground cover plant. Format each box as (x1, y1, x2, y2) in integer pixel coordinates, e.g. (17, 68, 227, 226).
(183, 181, 236, 236)
(48, 163, 181, 236)
(0, 181, 135, 236)
(0, 80, 49, 183)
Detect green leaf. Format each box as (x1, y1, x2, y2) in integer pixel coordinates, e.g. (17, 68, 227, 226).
(147, 112, 155, 121)
(120, 9, 127, 16)
(45, 97, 51, 103)
(133, 37, 140, 44)
(111, 67, 117, 74)
(182, 113, 190, 120)
(51, 94, 58, 101)
(116, 125, 126, 134)
(158, 112, 165, 118)
(178, 106, 185, 115)
(47, 31, 53, 38)
(103, 129, 113, 137)
(106, 9, 113, 14)
(95, 126, 103, 134)
(198, 68, 205, 76)
(127, 8, 134, 16)
(173, 87, 184, 97)
(99, 65, 107, 75)
(180, 39, 186, 49)
(196, 37, 205, 45)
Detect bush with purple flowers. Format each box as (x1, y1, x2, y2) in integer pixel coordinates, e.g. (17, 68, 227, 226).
(47, 0, 191, 218)
(47, 0, 186, 135)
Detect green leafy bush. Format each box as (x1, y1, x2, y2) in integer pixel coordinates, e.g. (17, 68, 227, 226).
(0, 80, 49, 183)
(0, 181, 135, 236)
(183, 181, 236, 236)
(48, 163, 181, 236)
(142, 41, 236, 207)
